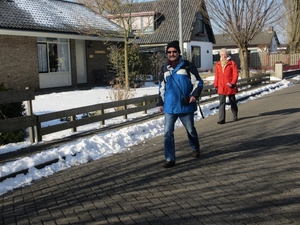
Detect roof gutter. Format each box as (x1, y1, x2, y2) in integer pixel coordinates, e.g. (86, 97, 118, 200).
(139, 43, 167, 48)
(0, 29, 138, 43)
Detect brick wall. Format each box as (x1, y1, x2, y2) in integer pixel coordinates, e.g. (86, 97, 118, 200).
(0, 35, 39, 90)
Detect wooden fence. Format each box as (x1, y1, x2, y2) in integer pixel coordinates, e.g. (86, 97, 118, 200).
(0, 88, 36, 143)
(0, 74, 270, 144)
(249, 52, 300, 69)
(215, 52, 300, 70)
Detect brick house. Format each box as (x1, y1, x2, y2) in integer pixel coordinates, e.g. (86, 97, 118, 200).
(0, 0, 130, 91)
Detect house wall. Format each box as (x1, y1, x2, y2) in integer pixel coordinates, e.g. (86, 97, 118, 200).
(0, 35, 119, 91)
(213, 47, 262, 55)
(213, 48, 239, 55)
(185, 41, 213, 71)
(0, 35, 39, 90)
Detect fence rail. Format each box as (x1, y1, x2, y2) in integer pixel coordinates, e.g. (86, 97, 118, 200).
(0, 74, 270, 144)
(221, 52, 300, 70)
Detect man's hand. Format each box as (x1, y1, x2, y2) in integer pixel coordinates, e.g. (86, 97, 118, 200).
(189, 96, 197, 103)
(158, 106, 164, 113)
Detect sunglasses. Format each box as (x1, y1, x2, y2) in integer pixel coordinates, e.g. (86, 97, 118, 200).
(167, 50, 177, 54)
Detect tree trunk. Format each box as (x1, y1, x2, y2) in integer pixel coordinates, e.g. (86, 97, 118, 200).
(239, 48, 250, 78)
(284, 0, 300, 54)
(124, 37, 129, 91)
(288, 41, 298, 54)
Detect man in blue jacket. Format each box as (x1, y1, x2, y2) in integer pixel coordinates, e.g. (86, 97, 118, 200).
(157, 40, 203, 168)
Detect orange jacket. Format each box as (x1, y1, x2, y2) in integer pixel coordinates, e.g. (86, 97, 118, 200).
(214, 60, 238, 95)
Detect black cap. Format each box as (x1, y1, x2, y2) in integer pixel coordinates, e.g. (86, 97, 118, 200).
(166, 40, 181, 54)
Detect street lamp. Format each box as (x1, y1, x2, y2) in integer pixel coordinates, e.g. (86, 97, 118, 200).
(179, 0, 183, 58)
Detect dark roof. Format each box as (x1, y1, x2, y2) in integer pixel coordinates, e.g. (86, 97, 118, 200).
(214, 30, 280, 48)
(117, 0, 215, 45)
(0, 0, 123, 36)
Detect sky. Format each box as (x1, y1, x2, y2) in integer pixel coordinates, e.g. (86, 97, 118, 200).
(0, 74, 299, 196)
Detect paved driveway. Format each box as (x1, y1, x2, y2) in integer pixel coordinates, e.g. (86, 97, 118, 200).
(1, 81, 300, 225)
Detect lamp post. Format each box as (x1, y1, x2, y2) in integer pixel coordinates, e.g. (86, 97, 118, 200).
(179, 0, 183, 58)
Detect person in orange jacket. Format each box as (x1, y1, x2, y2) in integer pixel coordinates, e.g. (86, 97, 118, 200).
(214, 48, 239, 124)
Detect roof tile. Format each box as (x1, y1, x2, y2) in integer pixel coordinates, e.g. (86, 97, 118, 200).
(119, 0, 214, 45)
(0, 0, 123, 35)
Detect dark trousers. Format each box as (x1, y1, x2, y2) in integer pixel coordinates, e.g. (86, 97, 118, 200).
(218, 94, 238, 122)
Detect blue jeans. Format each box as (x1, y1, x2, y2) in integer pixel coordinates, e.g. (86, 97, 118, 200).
(164, 112, 200, 162)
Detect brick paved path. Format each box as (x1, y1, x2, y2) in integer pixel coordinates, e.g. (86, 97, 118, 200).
(1, 81, 300, 225)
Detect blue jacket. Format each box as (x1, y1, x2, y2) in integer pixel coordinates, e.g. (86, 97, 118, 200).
(157, 58, 203, 114)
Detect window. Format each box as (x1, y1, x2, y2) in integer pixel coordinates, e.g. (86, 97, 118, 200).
(107, 12, 156, 34)
(37, 38, 70, 73)
(131, 16, 154, 33)
(38, 43, 48, 73)
(196, 19, 204, 34)
(191, 46, 201, 68)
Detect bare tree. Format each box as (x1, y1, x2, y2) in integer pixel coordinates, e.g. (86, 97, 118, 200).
(283, 0, 300, 53)
(72, 0, 124, 39)
(78, 0, 159, 91)
(201, 0, 283, 78)
(77, 0, 106, 15)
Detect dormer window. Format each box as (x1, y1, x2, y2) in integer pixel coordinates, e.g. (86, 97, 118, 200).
(107, 11, 157, 34)
(131, 14, 154, 33)
(195, 18, 205, 36)
(197, 19, 204, 33)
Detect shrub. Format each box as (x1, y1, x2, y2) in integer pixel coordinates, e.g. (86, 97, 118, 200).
(108, 83, 136, 111)
(0, 84, 27, 145)
(107, 44, 146, 88)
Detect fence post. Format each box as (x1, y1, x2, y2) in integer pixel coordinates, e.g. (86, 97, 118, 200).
(25, 87, 35, 143)
(98, 108, 105, 125)
(143, 101, 147, 114)
(36, 115, 42, 142)
(71, 115, 77, 132)
(123, 104, 128, 120)
(274, 63, 283, 80)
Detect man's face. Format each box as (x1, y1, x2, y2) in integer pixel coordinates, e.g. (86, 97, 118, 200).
(167, 47, 180, 61)
(220, 52, 227, 61)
